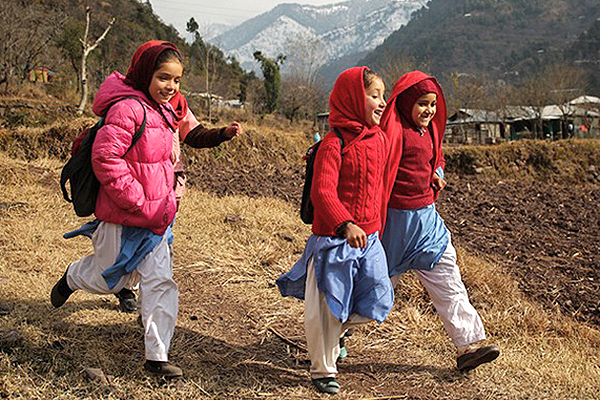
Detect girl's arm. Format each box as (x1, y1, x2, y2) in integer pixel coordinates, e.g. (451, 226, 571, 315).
(180, 108, 241, 148)
(91, 100, 145, 212)
(432, 142, 446, 192)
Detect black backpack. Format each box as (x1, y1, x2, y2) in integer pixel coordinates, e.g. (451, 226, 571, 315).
(60, 98, 147, 217)
(300, 128, 344, 224)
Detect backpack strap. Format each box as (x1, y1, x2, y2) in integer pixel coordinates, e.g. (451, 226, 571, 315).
(333, 127, 345, 154)
(124, 97, 146, 154)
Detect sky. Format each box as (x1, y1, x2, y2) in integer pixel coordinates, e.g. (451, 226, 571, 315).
(149, 0, 341, 37)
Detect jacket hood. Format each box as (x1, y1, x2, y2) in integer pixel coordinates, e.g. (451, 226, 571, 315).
(92, 72, 150, 117)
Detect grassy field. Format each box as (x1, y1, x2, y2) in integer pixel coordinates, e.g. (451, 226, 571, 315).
(1, 116, 600, 399)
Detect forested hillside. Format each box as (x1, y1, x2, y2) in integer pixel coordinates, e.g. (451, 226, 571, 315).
(0, 0, 251, 111)
(366, 0, 600, 93)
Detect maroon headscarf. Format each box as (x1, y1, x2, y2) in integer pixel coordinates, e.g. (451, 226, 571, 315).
(396, 79, 439, 127)
(125, 41, 188, 128)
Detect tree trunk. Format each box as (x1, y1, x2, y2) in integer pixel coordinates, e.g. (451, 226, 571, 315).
(76, 8, 114, 116)
(77, 49, 89, 115)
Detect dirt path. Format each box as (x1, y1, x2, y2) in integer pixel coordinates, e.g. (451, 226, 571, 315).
(437, 176, 600, 326)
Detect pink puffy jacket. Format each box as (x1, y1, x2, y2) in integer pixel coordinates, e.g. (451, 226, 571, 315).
(91, 72, 176, 235)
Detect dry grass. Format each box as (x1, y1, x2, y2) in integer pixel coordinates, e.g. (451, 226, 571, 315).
(1, 152, 599, 399)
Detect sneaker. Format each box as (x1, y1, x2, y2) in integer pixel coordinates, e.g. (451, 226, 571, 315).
(115, 288, 137, 313)
(50, 268, 74, 308)
(143, 360, 183, 379)
(457, 345, 500, 372)
(337, 337, 347, 363)
(311, 377, 340, 394)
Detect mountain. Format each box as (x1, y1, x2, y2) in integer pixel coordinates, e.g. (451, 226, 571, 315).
(211, 0, 427, 73)
(363, 0, 600, 92)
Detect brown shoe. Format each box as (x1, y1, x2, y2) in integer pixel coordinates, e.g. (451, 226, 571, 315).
(50, 268, 74, 308)
(143, 360, 183, 379)
(457, 345, 500, 372)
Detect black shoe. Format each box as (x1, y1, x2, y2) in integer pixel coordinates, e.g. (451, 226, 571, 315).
(337, 337, 347, 363)
(50, 268, 74, 308)
(312, 377, 340, 394)
(457, 345, 500, 372)
(115, 288, 137, 313)
(143, 360, 183, 379)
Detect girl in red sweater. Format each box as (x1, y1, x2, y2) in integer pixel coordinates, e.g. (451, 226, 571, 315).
(380, 71, 499, 373)
(277, 67, 394, 394)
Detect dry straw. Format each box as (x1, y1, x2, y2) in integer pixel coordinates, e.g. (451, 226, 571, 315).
(1, 131, 600, 398)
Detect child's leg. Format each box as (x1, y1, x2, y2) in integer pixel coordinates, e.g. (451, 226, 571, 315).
(136, 234, 178, 362)
(67, 222, 131, 294)
(304, 257, 343, 379)
(414, 241, 486, 348)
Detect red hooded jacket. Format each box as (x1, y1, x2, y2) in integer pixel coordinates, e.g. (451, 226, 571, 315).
(379, 71, 447, 227)
(311, 67, 387, 236)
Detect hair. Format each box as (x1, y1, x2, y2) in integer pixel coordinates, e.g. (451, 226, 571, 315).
(363, 69, 382, 90)
(155, 48, 183, 71)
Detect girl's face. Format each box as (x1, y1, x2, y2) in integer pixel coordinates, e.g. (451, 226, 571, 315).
(364, 77, 386, 127)
(411, 93, 437, 128)
(148, 60, 183, 104)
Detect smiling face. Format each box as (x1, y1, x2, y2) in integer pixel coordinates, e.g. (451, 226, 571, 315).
(148, 60, 183, 104)
(411, 93, 437, 128)
(364, 77, 386, 127)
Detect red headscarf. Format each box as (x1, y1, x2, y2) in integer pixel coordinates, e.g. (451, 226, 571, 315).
(328, 66, 383, 150)
(126, 41, 188, 129)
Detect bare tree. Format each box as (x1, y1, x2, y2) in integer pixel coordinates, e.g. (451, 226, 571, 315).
(76, 7, 115, 115)
(517, 74, 551, 139)
(279, 33, 326, 121)
(187, 19, 222, 120)
(0, 0, 64, 92)
(546, 64, 586, 138)
(514, 65, 585, 140)
(375, 52, 418, 97)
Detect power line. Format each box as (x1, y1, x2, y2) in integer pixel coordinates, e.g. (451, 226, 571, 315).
(149, 0, 263, 16)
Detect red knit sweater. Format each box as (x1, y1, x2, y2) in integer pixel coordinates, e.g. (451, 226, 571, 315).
(311, 128, 387, 236)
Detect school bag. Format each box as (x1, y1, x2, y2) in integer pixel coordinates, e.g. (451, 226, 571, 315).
(60, 97, 147, 217)
(300, 128, 344, 224)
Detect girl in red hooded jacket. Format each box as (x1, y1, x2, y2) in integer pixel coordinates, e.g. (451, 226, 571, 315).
(51, 42, 223, 379)
(277, 67, 394, 394)
(380, 71, 499, 373)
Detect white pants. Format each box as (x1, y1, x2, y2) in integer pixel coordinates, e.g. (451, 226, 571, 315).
(391, 241, 486, 348)
(304, 257, 372, 379)
(67, 222, 178, 362)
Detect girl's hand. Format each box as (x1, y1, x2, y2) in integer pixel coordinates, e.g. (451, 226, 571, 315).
(431, 172, 446, 192)
(345, 222, 367, 249)
(222, 122, 242, 140)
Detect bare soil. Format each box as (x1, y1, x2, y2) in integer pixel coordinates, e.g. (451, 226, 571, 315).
(188, 163, 600, 328)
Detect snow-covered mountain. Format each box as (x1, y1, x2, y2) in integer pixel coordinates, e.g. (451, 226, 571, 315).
(210, 0, 427, 73)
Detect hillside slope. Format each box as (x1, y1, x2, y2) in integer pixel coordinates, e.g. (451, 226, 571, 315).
(365, 0, 600, 91)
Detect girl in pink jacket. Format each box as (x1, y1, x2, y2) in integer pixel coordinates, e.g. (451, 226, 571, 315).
(51, 42, 189, 378)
